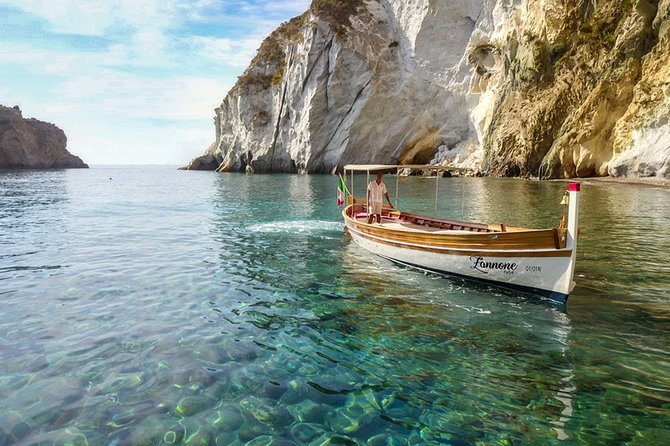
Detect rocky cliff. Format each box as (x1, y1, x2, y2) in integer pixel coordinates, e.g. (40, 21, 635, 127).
(0, 105, 88, 169)
(186, 0, 670, 179)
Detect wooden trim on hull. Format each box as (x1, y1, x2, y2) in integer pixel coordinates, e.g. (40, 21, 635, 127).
(345, 221, 572, 258)
(343, 205, 568, 252)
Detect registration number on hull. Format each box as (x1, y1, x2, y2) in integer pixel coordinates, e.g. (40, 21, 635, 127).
(470, 256, 542, 275)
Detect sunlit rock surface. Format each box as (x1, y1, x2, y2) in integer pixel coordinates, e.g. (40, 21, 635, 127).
(0, 105, 87, 169)
(187, 0, 670, 179)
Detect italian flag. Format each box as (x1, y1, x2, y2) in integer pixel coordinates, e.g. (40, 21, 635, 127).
(337, 174, 347, 207)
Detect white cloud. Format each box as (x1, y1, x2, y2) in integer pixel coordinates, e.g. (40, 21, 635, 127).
(58, 72, 229, 121)
(3, 0, 172, 36)
(1, 41, 229, 164)
(187, 35, 261, 69)
(0, 0, 312, 164)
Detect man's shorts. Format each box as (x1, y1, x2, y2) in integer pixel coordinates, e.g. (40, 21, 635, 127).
(369, 201, 383, 215)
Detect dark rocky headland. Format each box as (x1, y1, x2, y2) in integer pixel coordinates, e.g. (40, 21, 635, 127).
(0, 105, 88, 169)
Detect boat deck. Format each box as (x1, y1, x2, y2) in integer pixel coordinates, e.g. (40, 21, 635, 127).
(353, 215, 475, 234)
(349, 211, 568, 251)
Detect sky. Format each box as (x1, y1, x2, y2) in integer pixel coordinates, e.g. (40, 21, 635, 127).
(0, 0, 311, 165)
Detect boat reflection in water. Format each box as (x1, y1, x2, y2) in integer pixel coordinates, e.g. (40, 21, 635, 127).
(336, 240, 578, 441)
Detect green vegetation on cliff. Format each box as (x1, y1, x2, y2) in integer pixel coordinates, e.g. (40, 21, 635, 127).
(310, 0, 366, 37)
(485, 0, 660, 178)
(234, 1, 367, 92)
(234, 13, 309, 92)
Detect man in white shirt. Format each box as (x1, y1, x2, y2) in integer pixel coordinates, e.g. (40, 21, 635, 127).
(367, 173, 393, 224)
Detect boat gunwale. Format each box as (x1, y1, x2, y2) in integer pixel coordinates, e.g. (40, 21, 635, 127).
(343, 204, 567, 250)
(344, 217, 573, 258)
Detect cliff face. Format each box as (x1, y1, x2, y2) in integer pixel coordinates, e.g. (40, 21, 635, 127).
(187, 0, 670, 179)
(0, 105, 88, 169)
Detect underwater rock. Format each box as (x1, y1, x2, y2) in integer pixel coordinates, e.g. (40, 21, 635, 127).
(16, 426, 92, 446)
(308, 433, 364, 446)
(281, 379, 321, 405)
(290, 422, 324, 443)
(281, 358, 301, 373)
(240, 396, 294, 430)
(298, 363, 320, 377)
(206, 375, 232, 399)
(244, 435, 299, 446)
(628, 428, 670, 446)
(174, 395, 217, 417)
(198, 344, 233, 364)
(404, 432, 422, 446)
(105, 406, 143, 429)
(4, 376, 86, 428)
(0, 411, 31, 444)
(203, 361, 238, 397)
(206, 404, 244, 432)
(176, 417, 215, 446)
(304, 378, 349, 405)
(244, 434, 274, 446)
(224, 339, 260, 362)
(261, 380, 288, 400)
(214, 431, 238, 445)
(290, 399, 326, 424)
(238, 421, 268, 442)
(230, 365, 266, 395)
(149, 386, 183, 414)
(170, 365, 216, 390)
(125, 414, 185, 446)
(327, 407, 359, 434)
(345, 391, 381, 421)
(366, 433, 404, 446)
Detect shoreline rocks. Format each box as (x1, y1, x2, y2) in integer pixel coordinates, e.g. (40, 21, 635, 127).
(0, 105, 88, 169)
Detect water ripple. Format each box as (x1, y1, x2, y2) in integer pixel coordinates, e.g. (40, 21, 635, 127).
(0, 168, 668, 445)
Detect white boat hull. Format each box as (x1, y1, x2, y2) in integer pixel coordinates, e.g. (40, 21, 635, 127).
(346, 226, 573, 302)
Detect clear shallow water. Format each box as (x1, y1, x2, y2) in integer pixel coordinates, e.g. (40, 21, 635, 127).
(0, 166, 669, 445)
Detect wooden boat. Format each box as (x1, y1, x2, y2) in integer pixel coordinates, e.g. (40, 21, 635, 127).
(341, 165, 580, 303)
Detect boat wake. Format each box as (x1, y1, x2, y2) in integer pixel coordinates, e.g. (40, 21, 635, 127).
(247, 220, 344, 235)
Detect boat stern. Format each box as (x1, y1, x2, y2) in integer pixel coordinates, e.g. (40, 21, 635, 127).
(565, 182, 580, 293)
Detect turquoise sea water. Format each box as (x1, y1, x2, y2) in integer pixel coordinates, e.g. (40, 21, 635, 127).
(1, 166, 669, 445)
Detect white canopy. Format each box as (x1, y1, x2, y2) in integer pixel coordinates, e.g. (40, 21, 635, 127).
(343, 164, 458, 172)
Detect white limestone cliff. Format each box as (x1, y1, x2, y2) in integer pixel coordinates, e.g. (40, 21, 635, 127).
(186, 0, 670, 179)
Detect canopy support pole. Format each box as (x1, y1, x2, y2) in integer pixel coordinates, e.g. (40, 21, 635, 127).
(366, 170, 370, 212)
(435, 172, 440, 214)
(395, 173, 399, 208)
